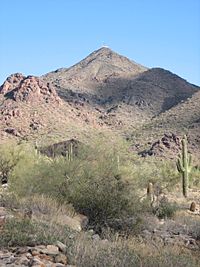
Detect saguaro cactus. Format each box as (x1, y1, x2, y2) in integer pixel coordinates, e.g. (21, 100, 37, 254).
(147, 182, 154, 203)
(67, 142, 73, 161)
(176, 135, 192, 198)
(190, 201, 196, 212)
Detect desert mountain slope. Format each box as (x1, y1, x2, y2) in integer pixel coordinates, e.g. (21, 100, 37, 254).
(43, 47, 199, 117)
(0, 73, 112, 144)
(0, 48, 199, 153)
(131, 90, 200, 160)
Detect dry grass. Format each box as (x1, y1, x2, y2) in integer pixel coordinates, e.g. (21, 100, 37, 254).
(71, 232, 200, 267)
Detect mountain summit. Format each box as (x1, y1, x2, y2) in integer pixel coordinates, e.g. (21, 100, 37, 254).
(43, 47, 198, 115)
(0, 48, 199, 156)
(66, 47, 148, 77)
(43, 47, 147, 92)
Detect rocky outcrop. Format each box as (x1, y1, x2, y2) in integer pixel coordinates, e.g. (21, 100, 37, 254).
(0, 244, 70, 267)
(141, 228, 199, 250)
(0, 73, 25, 95)
(0, 74, 61, 104)
(139, 133, 181, 158)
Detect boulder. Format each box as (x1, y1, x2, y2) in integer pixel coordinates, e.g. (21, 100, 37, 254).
(55, 214, 88, 232)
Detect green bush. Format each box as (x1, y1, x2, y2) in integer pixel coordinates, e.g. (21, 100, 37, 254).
(153, 197, 178, 219)
(9, 138, 140, 228)
(6, 138, 179, 231)
(59, 140, 139, 227)
(0, 217, 77, 249)
(0, 142, 27, 183)
(0, 218, 55, 247)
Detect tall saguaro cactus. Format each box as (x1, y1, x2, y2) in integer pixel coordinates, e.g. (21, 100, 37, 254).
(176, 135, 192, 198)
(67, 142, 73, 161)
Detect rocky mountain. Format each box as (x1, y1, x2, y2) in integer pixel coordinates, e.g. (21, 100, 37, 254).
(0, 73, 61, 104)
(43, 47, 198, 116)
(0, 47, 199, 156)
(0, 73, 107, 144)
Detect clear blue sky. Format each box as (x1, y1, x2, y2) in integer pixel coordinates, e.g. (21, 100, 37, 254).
(0, 0, 200, 85)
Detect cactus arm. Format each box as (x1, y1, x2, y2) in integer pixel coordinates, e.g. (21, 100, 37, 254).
(177, 157, 184, 173)
(188, 154, 192, 172)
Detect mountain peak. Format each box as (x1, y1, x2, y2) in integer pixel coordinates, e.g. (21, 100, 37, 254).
(89, 46, 115, 57)
(77, 47, 147, 71)
(43, 47, 148, 88)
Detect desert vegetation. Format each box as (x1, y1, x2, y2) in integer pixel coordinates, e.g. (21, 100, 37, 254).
(0, 135, 200, 266)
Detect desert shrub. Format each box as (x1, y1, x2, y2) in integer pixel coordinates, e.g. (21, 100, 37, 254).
(142, 250, 199, 267)
(0, 218, 56, 247)
(0, 190, 21, 209)
(63, 171, 134, 226)
(70, 234, 199, 267)
(0, 217, 78, 249)
(60, 141, 139, 227)
(9, 138, 141, 229)
(153, 197, 178, 219)
(133, 158, 180, 192)
(0, 142, 28, 183)
(190, 167, 200, 187)
(174, 213, 200, 239)
(72, 234, 140, 267)
(19, 194, 75, 218)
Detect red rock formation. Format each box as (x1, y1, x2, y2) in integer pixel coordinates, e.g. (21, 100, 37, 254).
(0, 73, 25, 95)
(0, 73, 61, 104)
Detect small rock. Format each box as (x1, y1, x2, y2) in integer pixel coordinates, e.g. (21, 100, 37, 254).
(41, 245, 59, 256)
(4, 255, 16, 264)
(31, 250, 40, 257)
(92, 234, 100, 241)
(26, 252, 33, 259)
(87, 229, 95, 235)
(142, 229, 151, 235)
(54, 253, 68, 265)
(56, 241, 67, 253)
(15, 247, 29, 254)
(15, 255, 30, 266)
(31, 255, 53, 267)
(73, 214, 89, 230)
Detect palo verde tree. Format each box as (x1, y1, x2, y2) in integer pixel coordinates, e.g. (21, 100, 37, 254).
(0, 143, 24, 184)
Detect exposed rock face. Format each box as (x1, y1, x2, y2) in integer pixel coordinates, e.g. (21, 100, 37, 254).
(0, 73, 61, 104)
(139, 133, 181, 158)
(0, 73, 25, 94)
